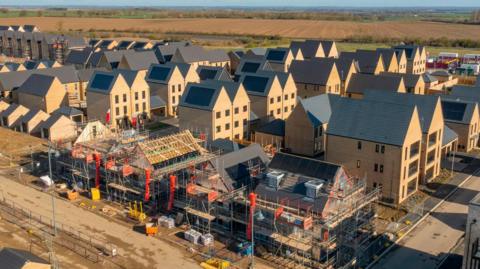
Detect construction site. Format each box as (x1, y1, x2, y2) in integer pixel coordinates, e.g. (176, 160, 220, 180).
(16, 121, 382, 269)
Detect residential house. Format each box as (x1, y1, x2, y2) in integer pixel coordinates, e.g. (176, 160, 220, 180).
(380, 72, 426, 94)
(234, 58, 273, 78)
(171, 45, 230, 69)
(340, 51, 385, 75)
(53, 106, 84, 123)
(0, 103, 29, 128)
(427, 70, 459, 93)
(95, 40, 118, 51)
(239, 71, 297, 124)
(377, 48, 408, 73)
(16, 74, 68, 114)
(64, 47, 94, 69)
(285, 94, 341, 157)
(253, 119, 285, 148)
(289, 59, 341, 98)
(116, 40, 135, 50)
(146, 63, 200, 117)
(393, 45, 427, 74)
(196, 66, 232, 82)
(117, 50, 159, 71)
(154, 41, 190, 63)
(227, 50, 245, 74)
(289, 40, 326, 59)
(364, 91, 444, 183)
(441, 125, 458, 158)
(39, 113, 76, 142)
(326, 98, 423, 204)
(19, 109, 49, 135)
(265, 47, 302, 72)
(86, 70, 150, 129)
(441, 98, 479, 152)
(346, 73, 406, 98)
(178, 80, 250, 141)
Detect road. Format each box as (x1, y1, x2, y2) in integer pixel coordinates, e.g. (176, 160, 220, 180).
(0, 173, 200, 269)
(373, 171, 479, 269)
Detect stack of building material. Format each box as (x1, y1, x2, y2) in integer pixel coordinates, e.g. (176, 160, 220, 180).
(158, 216, 175, 229)
(201, 233, 214, 246)
(184, 229, 201, 245)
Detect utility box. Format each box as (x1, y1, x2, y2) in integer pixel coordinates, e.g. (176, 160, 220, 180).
(91, 188, 100, 201)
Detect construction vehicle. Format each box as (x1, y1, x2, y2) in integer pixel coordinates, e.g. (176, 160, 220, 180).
(145, 222, 158, 236)
(200, 258, 230, 269)
(128, 201, 146, 222)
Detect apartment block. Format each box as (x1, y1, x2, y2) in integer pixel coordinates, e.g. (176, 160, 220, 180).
(178, 80, 250, 141)
(326, 98, 423, 204)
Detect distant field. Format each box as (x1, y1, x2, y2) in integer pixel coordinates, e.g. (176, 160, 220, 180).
(2, 17, 480, 41)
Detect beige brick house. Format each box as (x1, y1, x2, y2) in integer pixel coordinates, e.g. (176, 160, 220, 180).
(17, 74, 68, 114)
(380, 72, 426, 94)
(171, 45, 230, 69)
(19, 109, 49, 136)
(146, 63, 200, 117)
(265, 47, 303, 72)
(0, 103, 29, 128)
(393, 45, 427, 74)
(346, 73, 406, 98)
(39, 113, 76, 142)
(178, 80, 250, 141)
(326, 98, 423, 204)
(441, 98, 479, 152)
(290, 59, 342, 98)
(340, 51, 385, 75)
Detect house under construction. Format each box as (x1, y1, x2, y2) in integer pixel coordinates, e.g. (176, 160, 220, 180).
(54, 127, 379, 269)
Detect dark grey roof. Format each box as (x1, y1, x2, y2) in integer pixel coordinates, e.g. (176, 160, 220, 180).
(451, 85, 480, 100)
(363, 90, 440, 134)
(180, 83, 222, 111)
(340, 51, 383, 74)
(116, 40, 134, 50)
(87, 71, 117, 94)
(235, 58, 273, 76)
(65, 47, 93, 65)
(23, 60, 38, 70)
(265, 48, 289, 63)
(0, 247, 49, 269)
(393, 45, 423, 60)
(423, 73, 438, 83)
(121, 50, 159, 70)
(299, 94, 342, 127)
(441, 98, 477, 124)
(154, 41, 190, 63)
(197, 66, 232, 82)
(40, 113, 70, 129)
(327, 98, 417, 146)
(97, 40, 113, 49)
(146, 64, 174, 83)
(290, 40, 322, 59)
(17, 74, 56, 97)
(53, 106, 83, 116)
(0, 103, 22, 118)
(290, 59, 336, 85)
(346, 73, 404, 95)
(210, 138, 244, 154)
(442, 125, 458, 146)
(21, 109, 46, 124)
(431, 70, 451, 77)
(200, 80, 242, 102)
(0, 66, 79, 90)
(75, 67, 107, 82)
(112, 69, 138, 87)
(247, 48, 267, 56)
(239, 72, 276, 97)
(175, 45, 229, 63)
(374, 48, 397, 69)
(380, 72, 423, 89)
(150, 95, 166, 109)
(256, 119, 285, 136)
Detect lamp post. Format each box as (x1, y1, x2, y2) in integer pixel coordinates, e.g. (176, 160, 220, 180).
(451, 146, 456, 176)
(48, 143, 57, 236)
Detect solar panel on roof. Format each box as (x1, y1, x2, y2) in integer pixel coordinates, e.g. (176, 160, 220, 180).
(185, 86, 216, 107)
(24, 61, 37, 70)
(199, 69, 218, 80)
(90, 73, 115, 91)
(241, 62, 260, 73)
(266, 50, 286, 62)
(148, 66, 172, 81)
(117, 41, 131, 49)
(442, 101, 467, 122)
(133, 42, 147, 49)
(100, 40, 112, 48)
(242, 75, 269, 93)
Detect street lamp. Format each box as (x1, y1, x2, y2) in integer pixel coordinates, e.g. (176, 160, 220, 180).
(48, 143, 60, 236)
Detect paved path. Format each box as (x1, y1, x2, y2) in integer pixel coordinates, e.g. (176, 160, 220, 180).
(373, 170, 479, 269)
(0, 174, 200, 269)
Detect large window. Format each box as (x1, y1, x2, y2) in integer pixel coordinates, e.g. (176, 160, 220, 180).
(408, 161, 418, 177)
(410, 141, 420, 158)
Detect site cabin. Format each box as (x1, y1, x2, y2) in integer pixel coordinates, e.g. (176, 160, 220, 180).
(265, 47, 302, 72)
(289, 59, 341, 98)
(117, 50, 159, 71)
(285, 94, 340, 157)
(178, 80, 250, 141)
(146, 63, 200, 117)
(40, 113, 76, 142)
(441, 98, 480, 153)
(364, 91, 444, 184)
(346, 73, 406, 99)
(239, 71, 297, 125)
(340, 51, 385, 75)
(326, 98, 423, 205)
(19, 109, 49, 136)
(17, 74, 68, 114)
(0, 103, 29, 128)
(380, 72, 426, 95)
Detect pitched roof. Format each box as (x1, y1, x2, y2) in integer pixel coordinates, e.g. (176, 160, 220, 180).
(146, 64, 175, 83)
(40, 113, 72, 129)
(121, 50, 159, 70)
(0, 65, 79, 91)
(210, 138, 244, 154)
(442, 125, 458, 146)
(340, 51, 383, 74)
(423, 73, 438, 83)
(375, 48, 397, 69)
(265, 48, 289, 63)
(441, 97, 477, 124)
(150, 95, 166, 109)
(363, 90, 440, 133)
(299, 94, 342, 127)
(17, 74, 56, 97)
(347, 73, 404, 95)
(197, 66, 232, 82)
(154, 41, 190, 63)
(65, 47, 93, 65)
(20, 109, 48, 124)
(180, 82, 224, 111)
(116, 40, 135, 50)
(256, 119, 285, 136)
(235, 58, 273, 76)
(380, 72, 423, 89)
(393, 45, 423, 60)
(290, 59, 336, 85)
(175, 45, 229, 63)
(0, 247, 49, 269)
(289, 40, 323, 59)
(239, 72, 276, 97)
(431, 70, 451, 77)
(87, 71, 119, 94)
(327, 98, 418, 146)
(53, 106, 83, 117)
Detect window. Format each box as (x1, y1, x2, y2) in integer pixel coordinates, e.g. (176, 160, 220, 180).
(216, 111, 221, 119)
(291, 105, 294, 111)
(374, 163, 378, 172)
(381, 145, 385, 154)
(357, 160, 360, 168)
(115, 107, 120, 115)
(243, 119, 247, 126)
(380, 165, 384, 173)
(172, 85, 175, 93)
(123, 94, 127, 102)
(135, 104, 139, 112)
(234, 121, 239, 128)
(284, 106, 288, 112)
(284, 94, 288, 100)
(357, 141, 362, 150)
(243, 105, 247, 112)
(235, 134, 240, 139)
(277, 108, 281, 115)
(216, 126, 221, 133)
(304, 84, 307, 90)
(115, 95, 119, 104)
(375, 144, 379, 153)
(142, 102, 146, 111)
(234, 107, 239, 114)
(178, 84, 182, 92)
(277, 96, 281, 102)
(270, 98, 274, 104)
(291, 93, 295, 99)
(172, 96, 176, 104)
(269, 110, 274, 116)
(142, 91, 146, 99)
(225, 123, 230, 130)
(123, 106, 127, 114)
(135, 92, 138, 100)
(225, 109, 230, 117)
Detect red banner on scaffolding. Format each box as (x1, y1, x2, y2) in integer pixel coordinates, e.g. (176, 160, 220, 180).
(94, 153, 101, 189)
(168, 175, 176, 211)
(144, 169, 151, 202)
(247, 192, 256, 241)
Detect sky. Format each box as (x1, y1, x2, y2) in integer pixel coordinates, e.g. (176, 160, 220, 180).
(0, 0, 479, 7)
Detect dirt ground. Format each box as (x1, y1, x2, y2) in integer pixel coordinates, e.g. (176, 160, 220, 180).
(0, 128, 47, 167)
(1, 17, 480, 40)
